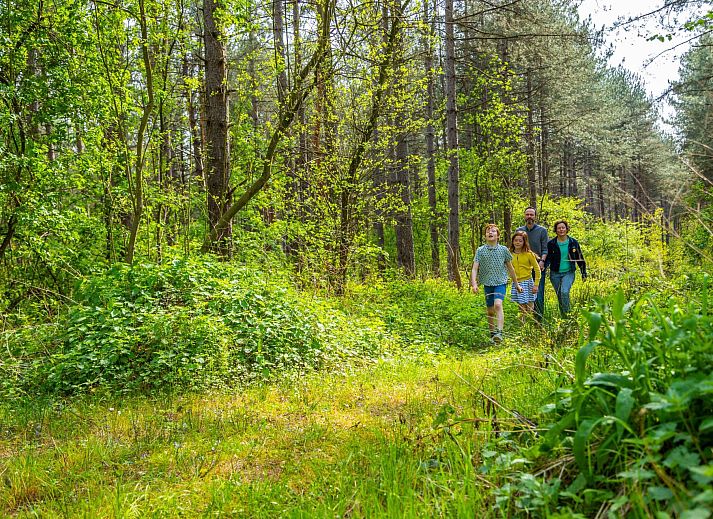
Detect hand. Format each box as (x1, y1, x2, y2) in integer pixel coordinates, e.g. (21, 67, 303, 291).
(471, 283, 479, 293)
(516, 283, 524, 293)
(538, 260, 545, 271)
(532, 285, 538, 294)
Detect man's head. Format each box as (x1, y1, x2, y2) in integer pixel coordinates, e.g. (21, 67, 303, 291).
(524, 207, 537, 226)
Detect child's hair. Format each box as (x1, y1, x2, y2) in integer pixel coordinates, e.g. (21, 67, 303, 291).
(553, 219, 570, 232)
(510, 230, 531, 253)
(484, 223, 500, 237)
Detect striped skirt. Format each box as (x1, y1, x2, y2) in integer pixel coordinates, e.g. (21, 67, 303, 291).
(511, 278, 536, 304)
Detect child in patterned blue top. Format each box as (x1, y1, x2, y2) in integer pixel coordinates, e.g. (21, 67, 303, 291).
(470, 224, 522, 344)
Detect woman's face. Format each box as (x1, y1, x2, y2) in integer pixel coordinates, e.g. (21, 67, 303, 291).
(512, 236, 524, 249)
(556, 223, 568, 237)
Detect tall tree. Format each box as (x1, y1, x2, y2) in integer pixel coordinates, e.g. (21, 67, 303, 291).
(200, 0, 336, 252)
(423, 0, 440, 277)
(204, 0, 231, 253)
(444, 0, 461, 287)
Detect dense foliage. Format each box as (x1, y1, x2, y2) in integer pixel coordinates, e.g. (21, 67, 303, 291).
(1, 258, 401, 397)
(477, 285, 713, 517)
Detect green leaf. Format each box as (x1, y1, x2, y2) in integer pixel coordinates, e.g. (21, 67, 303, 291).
(587, 373, 634, 389)
(573, 418, 598, 476)
(584, 311, 603, 341)
(575, 341, 599, 386)
(664, 446, 700, 470)
(680, 509, 712, 519)
(612, 290, 625, 321)
(617, 468, 655, 481)
(615, 388, 635, 434)
(648, 486, 673, 501)
(689, 464, 713, 484)
(700, 418, 713, 433)
(432, 404, 455, 428)
(565, 473, 587, 494)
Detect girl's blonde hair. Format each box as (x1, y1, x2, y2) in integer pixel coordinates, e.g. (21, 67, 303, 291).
(510, 230, 531, 253)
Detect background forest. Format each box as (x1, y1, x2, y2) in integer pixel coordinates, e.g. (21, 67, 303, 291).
(1, 0, 712, 516)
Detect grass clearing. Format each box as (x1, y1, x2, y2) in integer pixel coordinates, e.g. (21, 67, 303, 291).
(1, 339, 562, 517)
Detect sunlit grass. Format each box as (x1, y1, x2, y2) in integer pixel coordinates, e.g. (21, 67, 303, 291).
(0, 338, 566, 517)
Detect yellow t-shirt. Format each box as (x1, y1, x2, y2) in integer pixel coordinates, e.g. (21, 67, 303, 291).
(512, 251, 541, 283)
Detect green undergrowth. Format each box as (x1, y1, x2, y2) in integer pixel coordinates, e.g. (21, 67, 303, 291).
(476, 277, 713, 518)
(343, 279, 495, 348)
(1, 290, 708, 516)
(0, 339, 565, 518)
(0, 258, 412, 398)
(2, 254, 710, 517)
(2, 258, 501, 400)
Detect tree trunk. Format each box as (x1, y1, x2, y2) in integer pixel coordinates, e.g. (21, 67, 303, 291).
(444, 0, 461, 288)
(539, 103, 549, 198)
(273, 0, 289, 104)
(525, 68, 537, 208)
(204, 0, 231, 253)
(200, 0, 335, 253)
(423, 0, 439, 277)
(125, 0, 155, 264)
(282, 0, 305, 261)
(333, 0, 407, 294)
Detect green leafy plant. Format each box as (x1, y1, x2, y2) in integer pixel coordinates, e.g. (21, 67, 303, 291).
(491, 281, 713, 516)
(2, 257, 396, 396)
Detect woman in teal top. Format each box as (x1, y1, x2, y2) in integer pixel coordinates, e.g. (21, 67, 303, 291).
(544, 220, 587, 316)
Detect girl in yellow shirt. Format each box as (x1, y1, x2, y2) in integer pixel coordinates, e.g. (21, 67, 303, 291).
(510, 231, 541, 321)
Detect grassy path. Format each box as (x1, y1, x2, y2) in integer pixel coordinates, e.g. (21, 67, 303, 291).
(1, 344, 561, 517)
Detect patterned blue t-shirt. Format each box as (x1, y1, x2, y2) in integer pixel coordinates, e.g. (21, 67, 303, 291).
(474, 244, 512, 286)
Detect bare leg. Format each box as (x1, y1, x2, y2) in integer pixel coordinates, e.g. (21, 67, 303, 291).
(486, 305, 496, 332)
(494, 299, 504, 331)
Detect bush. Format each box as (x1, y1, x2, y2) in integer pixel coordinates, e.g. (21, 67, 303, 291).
(488, 283, 713, 517)
(2, 258, 392, 396)
(344, 279, 492, 350)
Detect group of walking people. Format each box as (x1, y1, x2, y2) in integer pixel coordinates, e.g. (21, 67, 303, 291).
(470, 207, 587, 343)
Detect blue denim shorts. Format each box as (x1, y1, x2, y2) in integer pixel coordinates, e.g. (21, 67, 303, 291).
(484, 284, 507, 307)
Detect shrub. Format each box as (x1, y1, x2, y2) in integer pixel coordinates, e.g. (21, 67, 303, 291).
(2, 258, 392, 396)
(489, 282, 713, 517)
(344, 279, 492, 350)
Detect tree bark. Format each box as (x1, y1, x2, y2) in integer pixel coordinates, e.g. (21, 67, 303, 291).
(525, 68, 537, 208)
(333, 0, 409, 294)
(125, 0, 155, 264)
(204, 0, 231, 253)
(424, 0, 439, 277)
(444, 0, 461, 288)
(200, 0, 335, 253)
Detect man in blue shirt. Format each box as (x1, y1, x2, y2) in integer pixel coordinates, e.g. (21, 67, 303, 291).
(516, 207, 548, 322)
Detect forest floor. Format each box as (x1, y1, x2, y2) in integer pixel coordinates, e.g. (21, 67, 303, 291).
(0, 340, 558, 517)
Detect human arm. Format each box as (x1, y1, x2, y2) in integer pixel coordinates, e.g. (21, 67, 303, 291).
(577, 241, 587, 279)
(539, 228, 548, 270)
(506, 261, 523, 292)
(470, 262, 479, 293)
(530, 252, 541, 290)
(543, 240, 553, 270)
